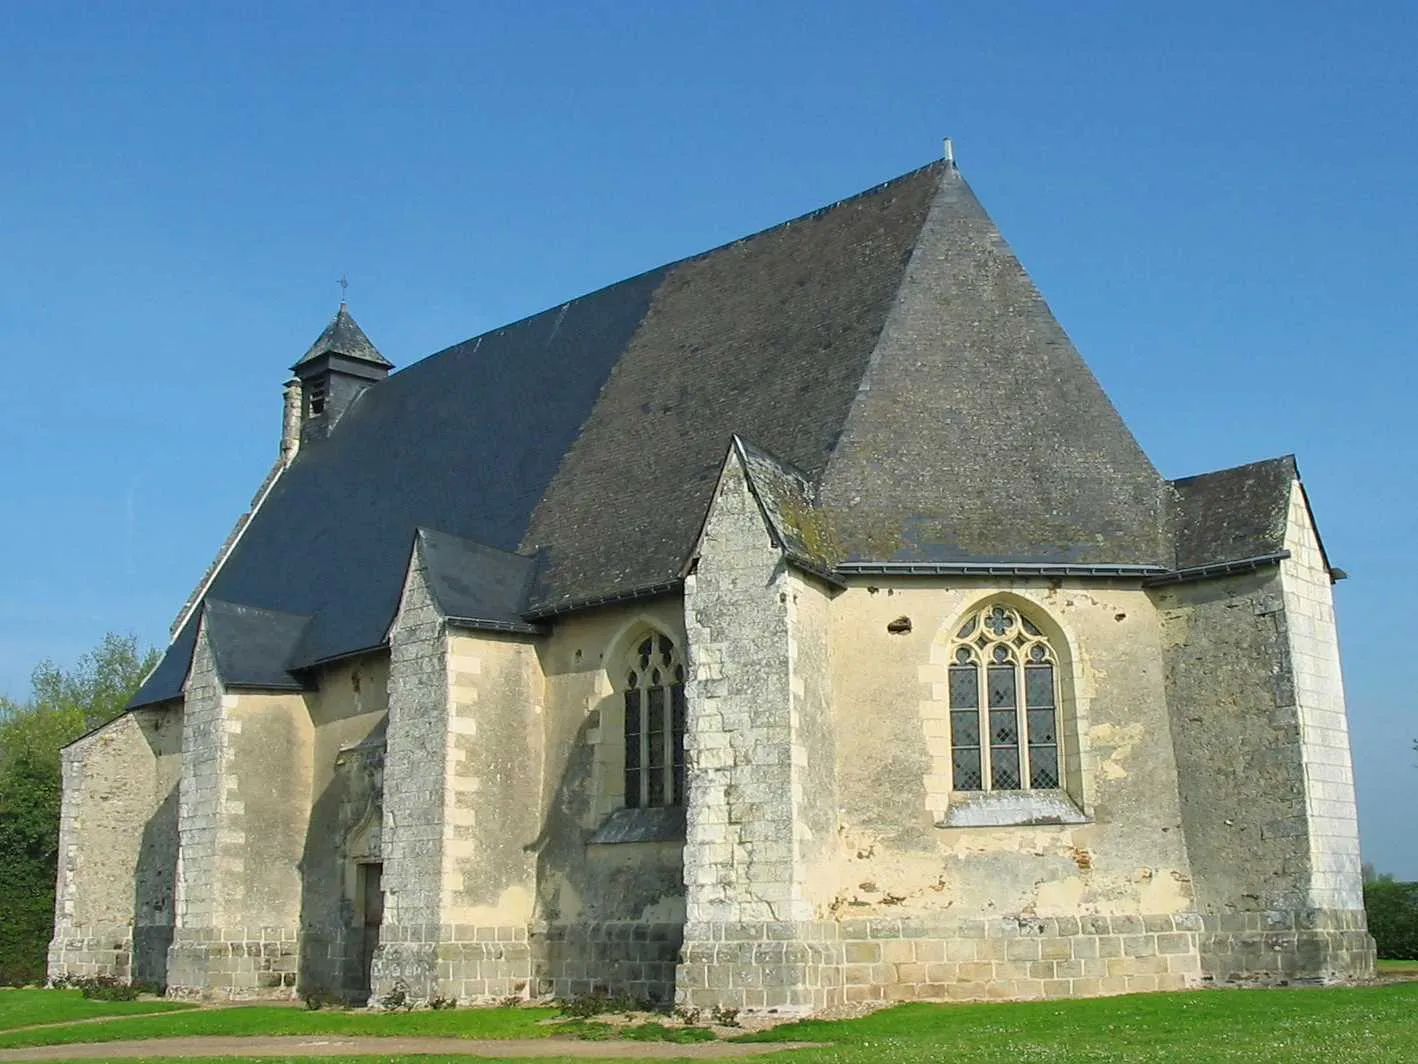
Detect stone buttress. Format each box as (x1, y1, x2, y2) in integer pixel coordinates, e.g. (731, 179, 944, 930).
(372, 538, 544, 1002)
(677, 448, 845, 1013)
(165, 615, 313, 999)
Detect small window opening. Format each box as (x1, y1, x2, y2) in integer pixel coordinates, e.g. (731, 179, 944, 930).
(624, 633, 686, 808)
(307, 379, 327, 416)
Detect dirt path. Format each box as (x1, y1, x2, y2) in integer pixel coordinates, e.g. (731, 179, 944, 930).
(0, 1035, 818, 1060)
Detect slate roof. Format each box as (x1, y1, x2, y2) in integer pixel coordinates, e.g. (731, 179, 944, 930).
(295, 303, 392, 369)
(417, 528, 541, 634)
(1169, 455, 1298, 571)
(816, 169, 1166, 565)
(129, 158, 1315, 708)
(205, 600, 310, 691)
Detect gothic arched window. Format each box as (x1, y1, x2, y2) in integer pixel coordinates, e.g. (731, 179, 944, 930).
(948, 604, 1060, 792)
(623, 633, 686, 808)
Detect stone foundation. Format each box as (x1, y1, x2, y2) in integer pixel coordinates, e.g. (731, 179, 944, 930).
(678, 914, 1211, 1012)
(297, 928, 369, 1002)
(48, 923, 134, 984)
(372, 925, 532, 1003)
(1199, 910, 1375, 985)
(533, 921, 684, 1004)
(372, 922, 681, 1005)
(165, 928, 300, 1000)
(677, 921, 844, 1013)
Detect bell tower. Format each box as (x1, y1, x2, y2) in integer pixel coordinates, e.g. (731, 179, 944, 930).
(290, 303, 393, 445)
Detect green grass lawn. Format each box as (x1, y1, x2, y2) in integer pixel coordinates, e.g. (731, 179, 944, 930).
(0, 1001, 559, 1048)
(737, 983, 1418, 1062)
(4, 983, 1417, 1063)
(0, 988, 194, 1031)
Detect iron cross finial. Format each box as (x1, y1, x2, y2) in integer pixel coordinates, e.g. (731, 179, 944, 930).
(338, 274, 349, 305)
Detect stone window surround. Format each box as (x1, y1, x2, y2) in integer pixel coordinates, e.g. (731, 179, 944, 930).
(586, 617, 690, 844)
(922, 592, 1093, 828)
(947, 603, 1063, 793)
(622, 632, 687, 809)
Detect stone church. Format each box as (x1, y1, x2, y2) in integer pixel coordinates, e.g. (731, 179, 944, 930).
(50, 152, 1374, 1010)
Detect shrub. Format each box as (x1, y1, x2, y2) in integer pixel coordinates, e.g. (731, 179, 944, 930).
(709, 1003, 740, 1027)
(1365, 878, 1418, 959)
(51, 974, 142, 1000)
(557, 989, 643, 1019)
(379, 980, 411, 1011)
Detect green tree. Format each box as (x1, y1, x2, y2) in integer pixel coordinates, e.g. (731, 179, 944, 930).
(1365, 877, 1418, 960)
(0, 634, 157, 984)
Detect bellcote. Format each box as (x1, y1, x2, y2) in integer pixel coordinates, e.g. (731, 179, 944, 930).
(289, 304, 392, 446)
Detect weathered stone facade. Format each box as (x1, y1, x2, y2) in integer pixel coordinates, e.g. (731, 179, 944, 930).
(47, 465, 1372, 1010)
(51, 158, 1373, 1010)
(50, 457, 1374, 1009)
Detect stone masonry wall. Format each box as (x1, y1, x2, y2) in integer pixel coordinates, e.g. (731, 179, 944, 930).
(533, 922, 683, 1004)
(531, 600, 689, 1005)
(1278, 483, 1365, 915)
(1157, 570, 1308, 918)
(677, 915, 1202, 1010)
(682, 455, 804, 927)
(49, 706, 181, 986)
(1156, 489, 1374, 984)
(828, 582, 1197, 924)
(299, 654, 389, 1001)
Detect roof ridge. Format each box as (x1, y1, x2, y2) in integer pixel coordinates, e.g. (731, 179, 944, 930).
(409, 159, 950, 375)
(1168, 453, 1297, 487)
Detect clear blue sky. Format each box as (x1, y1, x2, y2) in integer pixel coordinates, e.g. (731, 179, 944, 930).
(2, 2, 1414, 875)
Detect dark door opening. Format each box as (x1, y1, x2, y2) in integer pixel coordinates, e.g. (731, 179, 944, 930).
(356, 862, 383, 1002)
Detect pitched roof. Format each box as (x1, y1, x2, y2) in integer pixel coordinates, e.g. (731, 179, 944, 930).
(1169, 455, 1298, 570)
(521, 162, 943, 609)
(418, 528, 541, 634)
(294, 304, 391, 369)
(130, 157, 1297, 708)
(204, 600, 310, 690)
(818, 171, 1165, 565)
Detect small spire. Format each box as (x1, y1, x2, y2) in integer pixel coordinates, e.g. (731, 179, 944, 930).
(293, 302, 392, 370)
(943, 137, 955, 166)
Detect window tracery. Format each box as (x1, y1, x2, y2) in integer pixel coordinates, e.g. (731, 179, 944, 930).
(623, 633, 686, 808)
(948, 604, 1060, 792)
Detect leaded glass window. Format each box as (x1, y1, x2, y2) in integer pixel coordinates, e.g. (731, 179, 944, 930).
(947, 605, 1061, 793)
(624, 633, 687, 808)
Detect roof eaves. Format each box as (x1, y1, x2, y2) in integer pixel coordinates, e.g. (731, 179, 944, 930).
(835, 561, 1168, 578)
(524, 580, 682, 622)
(289, 640, 391, 674)
(223, 679, 313, 692)
(445, 616, 547, 636)
(1141, 552, 1290, 587)
(784, 552, 847, 590)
